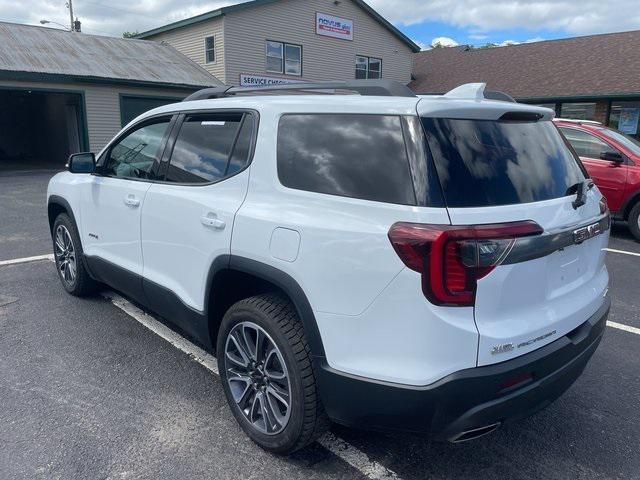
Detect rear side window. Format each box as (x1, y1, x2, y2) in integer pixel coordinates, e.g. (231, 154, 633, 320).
(277, 114, 416, 205)
(422, 118, 586, 208)
(165, 112, 254, 184)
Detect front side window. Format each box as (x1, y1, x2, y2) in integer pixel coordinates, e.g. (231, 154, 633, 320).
(165, 113, 254, 184)
(266, 41, 301, 75)
(559, 127, 619, 160)
(205, 36, 215, 63)
(355, 55, 382, 79)
(104, 119, 171, 179)
(277, 114, 416, 205)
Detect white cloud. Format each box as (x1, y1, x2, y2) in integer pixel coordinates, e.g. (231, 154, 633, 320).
(367, 0, 640, 35)
(1, 0, 639, 39)
(498, 39, 519, 46)
(431, 36, 459, 47)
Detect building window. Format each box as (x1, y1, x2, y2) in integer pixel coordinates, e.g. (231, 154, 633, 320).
(266, 41, 302, 76)
(356, 56, 382, 79)
(205, 36, 215, 63)
(609, 101, 640, 138)
(560, 102, 597, 121)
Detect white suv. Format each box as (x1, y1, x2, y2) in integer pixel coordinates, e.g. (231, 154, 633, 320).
(47, 80, 611, 453)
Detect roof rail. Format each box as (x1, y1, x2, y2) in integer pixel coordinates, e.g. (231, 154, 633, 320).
(183, 79, 417, 102)
(444, 83, 516, 103)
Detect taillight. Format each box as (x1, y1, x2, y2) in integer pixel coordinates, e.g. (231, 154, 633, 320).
(388, 221, 543, 307)
(599, 196, 609, 215)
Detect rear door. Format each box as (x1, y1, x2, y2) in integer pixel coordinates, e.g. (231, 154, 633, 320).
(140, 111, 255, 325)
(558, 126, 628, 211)
(420, 112, 610, 366)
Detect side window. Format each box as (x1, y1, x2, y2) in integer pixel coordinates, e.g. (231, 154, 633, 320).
(277, 114, 416, 205)
(104, 119, 171, 180)
(560, 127, 618, 160)
(164, 113, 254, 184)
(205, 36, 215, 63)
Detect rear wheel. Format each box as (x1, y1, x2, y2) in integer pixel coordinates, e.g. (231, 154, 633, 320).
(629, 202, 640, 241)
(52, 213, 98, 296)
(217, 294, 329, 454)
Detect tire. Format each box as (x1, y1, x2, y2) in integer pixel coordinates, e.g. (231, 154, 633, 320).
(629, 202, 640, 241)
(217, 293, 329, 454)
(52, 213, 98, 296)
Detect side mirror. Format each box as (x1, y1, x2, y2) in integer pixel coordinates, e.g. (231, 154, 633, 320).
(67, 152, 95, 174)
(600, 151, 624, 163)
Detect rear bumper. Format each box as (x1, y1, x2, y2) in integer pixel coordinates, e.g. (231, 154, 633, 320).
(316, 296, 610, 441)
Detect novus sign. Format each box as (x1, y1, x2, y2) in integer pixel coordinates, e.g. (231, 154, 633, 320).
(316, 12, 353, 41)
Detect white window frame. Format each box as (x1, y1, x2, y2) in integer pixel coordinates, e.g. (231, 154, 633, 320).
(266, 40, 302, 76)
(204, 36, 215, 64)
(355, 55, 382, 79)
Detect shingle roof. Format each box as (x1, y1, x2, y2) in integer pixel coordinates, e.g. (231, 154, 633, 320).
(0, 21, 222, 89)
(411, 30, 640, 100)
(135, 0, 420, 53)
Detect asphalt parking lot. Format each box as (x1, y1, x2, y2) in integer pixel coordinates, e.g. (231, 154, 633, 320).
(2, 170, 640, 480)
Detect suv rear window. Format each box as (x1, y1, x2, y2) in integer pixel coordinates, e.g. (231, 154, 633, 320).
(277, 114, 416, 205)
(421, 118, 586, 208)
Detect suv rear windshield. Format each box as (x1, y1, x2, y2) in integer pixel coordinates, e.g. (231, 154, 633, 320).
(421, 118, 586, 208)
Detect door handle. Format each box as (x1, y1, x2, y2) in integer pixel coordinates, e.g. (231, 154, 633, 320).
(201, 213, 226, 230)
(124, 195, 140, 208)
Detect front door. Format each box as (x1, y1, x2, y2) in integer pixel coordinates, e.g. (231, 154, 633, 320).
(81, 117, 173, 296)
(559, 126, 629, 211)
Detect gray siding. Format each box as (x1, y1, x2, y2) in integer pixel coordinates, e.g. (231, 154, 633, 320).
(223, 0, 414, 85)
(0, 80, 191, 152)
(148, 17, 226, 84)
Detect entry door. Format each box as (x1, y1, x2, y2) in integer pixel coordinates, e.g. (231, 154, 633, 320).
(81, 117, 173, 285)
(559, 126, 629, 210)
(141, 111, 256, 313)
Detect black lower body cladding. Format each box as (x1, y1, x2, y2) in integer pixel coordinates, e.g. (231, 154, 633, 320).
(315, 297, 611, 441)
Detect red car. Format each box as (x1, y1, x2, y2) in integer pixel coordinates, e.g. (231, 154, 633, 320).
(555, 119, 640, 240)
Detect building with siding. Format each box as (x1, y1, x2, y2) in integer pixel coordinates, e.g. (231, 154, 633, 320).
(411, 30, 640, 139)
(135, 0, 419, 87)
(0, 22, 221, 170)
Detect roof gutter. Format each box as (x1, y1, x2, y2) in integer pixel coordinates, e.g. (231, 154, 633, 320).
(0, 70, 215, 91)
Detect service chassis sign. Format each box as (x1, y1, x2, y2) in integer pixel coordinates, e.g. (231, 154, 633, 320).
(316, 12, 353, 41)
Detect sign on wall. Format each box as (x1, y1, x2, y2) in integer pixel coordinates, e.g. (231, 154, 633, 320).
(316, 12, 353, 41)
(240, 74, 302, 87)
(619, 108, 640, 135)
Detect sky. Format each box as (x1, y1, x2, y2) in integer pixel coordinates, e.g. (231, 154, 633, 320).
(1, 0, 640, 48)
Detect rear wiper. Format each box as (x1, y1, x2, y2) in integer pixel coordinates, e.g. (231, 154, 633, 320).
(571, 179, 595, 210)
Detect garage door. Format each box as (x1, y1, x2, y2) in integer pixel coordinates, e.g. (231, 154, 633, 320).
(0, 89, 86, 171)
(120, 95, 184, 127)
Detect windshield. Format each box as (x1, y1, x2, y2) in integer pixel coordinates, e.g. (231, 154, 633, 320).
(599, 128, 640, 156)
(421, 118, 586, 208)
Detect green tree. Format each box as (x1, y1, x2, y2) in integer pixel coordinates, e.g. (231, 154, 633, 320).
(122, 31, 139, 38)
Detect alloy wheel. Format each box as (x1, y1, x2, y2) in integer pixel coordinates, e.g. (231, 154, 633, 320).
(224, 321, 292, 435)
(54, 225, 77, 286)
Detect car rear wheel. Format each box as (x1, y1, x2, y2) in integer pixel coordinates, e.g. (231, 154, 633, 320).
(52, 213, 98, 296)
(629, 202, 640, 241)
(217, 294, 329, 454)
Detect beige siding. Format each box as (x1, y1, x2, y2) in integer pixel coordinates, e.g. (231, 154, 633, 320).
(147, 17, 226, 84)
(223, 0, 414, 85)
(0, 80, 190, 152)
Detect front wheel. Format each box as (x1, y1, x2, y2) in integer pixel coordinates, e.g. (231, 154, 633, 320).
(217, 294, 329, 454)
(52, 213, 98, 296)
(629, 202, 640, 241)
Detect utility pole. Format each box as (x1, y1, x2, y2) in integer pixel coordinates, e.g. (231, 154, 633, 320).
(66, 0, 74, 31)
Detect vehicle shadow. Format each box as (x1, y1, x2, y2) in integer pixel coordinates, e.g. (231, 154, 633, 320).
(324, 386, 632, 480)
